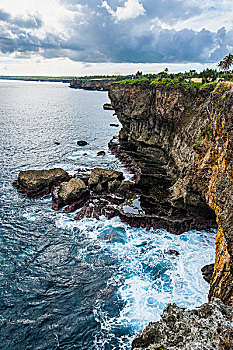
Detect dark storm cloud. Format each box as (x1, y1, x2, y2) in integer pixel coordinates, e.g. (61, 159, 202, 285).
(0, 1, 233, 63)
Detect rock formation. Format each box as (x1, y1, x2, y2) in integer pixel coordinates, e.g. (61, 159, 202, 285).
(13, 168, 69, 198)
(69, 79, 116, 91)
(108, 81, 233, 306)
(52, 178, 89, 211)
(132, 298, 233, 350)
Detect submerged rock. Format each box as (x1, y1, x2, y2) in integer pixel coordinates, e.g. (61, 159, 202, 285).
(132, 298, 233, 350)
(52, 178, 89, 211)
(13, 168, 69, 198)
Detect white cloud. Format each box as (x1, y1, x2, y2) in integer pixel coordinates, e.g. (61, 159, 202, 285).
(115, 0, 145, 21)
(102, 0, 145, 21)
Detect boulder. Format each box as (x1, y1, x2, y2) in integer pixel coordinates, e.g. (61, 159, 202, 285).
(13, 168, 69, 198)
(168, 249, 180, 256)
(77, 140, 88, 146)
(108, 179, 122, 192)
(201, 263, 214, 283)
(103, 103, 114, 110)
(97, 151, 106, 156)
(52, 178, 89, 211)
(88, 168, 124, 192)
(110, 123, 119, 127)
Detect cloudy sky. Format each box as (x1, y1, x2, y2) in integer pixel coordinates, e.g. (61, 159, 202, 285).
(0, 0, 233, 75)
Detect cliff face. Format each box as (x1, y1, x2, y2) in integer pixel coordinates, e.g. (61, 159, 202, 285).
(108, 81, 233, 306)
(70, 79, 116, 91)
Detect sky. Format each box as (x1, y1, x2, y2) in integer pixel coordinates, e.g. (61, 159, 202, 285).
(0, 0, 233, 76)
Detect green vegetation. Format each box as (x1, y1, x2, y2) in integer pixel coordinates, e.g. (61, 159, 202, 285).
(114, 76, 220, 91)
(217, 53, 233, 72)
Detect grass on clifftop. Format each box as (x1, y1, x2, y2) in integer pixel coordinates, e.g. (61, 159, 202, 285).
(114, 77, 218, 91)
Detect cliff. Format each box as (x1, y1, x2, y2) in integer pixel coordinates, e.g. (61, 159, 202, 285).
(70, 79, 117, 91)
(108, 81, 233, 307)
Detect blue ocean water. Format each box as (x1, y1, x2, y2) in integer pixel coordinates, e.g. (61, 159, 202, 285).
(0, 80, 215, 349)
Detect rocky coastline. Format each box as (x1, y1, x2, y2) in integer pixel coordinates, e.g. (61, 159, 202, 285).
(108, 80, 233, 349)
(69, 78, 117, 91)
(13, 80, 233, 349)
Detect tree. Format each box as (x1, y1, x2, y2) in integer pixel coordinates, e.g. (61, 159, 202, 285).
(223, 53, 233, 71)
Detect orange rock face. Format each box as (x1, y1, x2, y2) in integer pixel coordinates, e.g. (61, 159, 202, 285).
(192, 83, 233, 305)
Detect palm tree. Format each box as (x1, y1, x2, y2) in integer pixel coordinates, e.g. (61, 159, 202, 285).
(223, 53, 233, 71)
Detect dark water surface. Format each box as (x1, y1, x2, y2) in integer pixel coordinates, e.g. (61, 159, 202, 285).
(0, 81, 215, 349)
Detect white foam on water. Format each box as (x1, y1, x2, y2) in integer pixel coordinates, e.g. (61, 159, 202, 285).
(54, 213, 215, 344)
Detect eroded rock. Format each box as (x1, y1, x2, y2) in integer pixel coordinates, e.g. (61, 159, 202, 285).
(132, 298, 233, 350)
(52, 178, 89, 211)
(88, 168, 124, 192)
(201, 263, 214, 283)
(13, 168, 69, 198)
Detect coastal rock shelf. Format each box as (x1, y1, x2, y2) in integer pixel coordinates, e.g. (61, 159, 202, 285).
(108, 81, 233, 306)
(132, 298, 233, 350)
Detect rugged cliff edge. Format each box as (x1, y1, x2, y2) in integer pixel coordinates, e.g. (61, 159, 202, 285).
(108, 81, 233, 308)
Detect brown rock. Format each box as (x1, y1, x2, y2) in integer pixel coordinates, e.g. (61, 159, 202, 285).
(13, 168, 69, 198)
(97, 151, 106, 156)
(77, 140, 88, 146)
(52, 178, 89, 211)
(88, 168, 124, 192)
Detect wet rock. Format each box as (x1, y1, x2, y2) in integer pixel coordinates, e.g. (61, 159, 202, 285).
(168, 249, 180, 256)
(132, 298, 233, 350)
(13, 168, 69, 198)
(88, 168, 124, 192)
(52, 178, 89, 211)
(73, 168, 91, 185)
(107, 179, 121, 192)
(110, 123, 119, 127)
(103, 103, 114, 110)
(201, 263, 214, 283)
(97, 151, 106, 156)
(77, 140, 88, 146)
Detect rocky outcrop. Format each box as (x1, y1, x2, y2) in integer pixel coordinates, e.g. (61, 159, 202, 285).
(109, 82, 217, 233)
(70, 79, 116, 91)
(108, 81, 233, 306)
(201, 264, 214, 283)
(103, 103, 114, 110)
(13, 168, 69, 198)
(13, 167, 128, 218)
(132, 298, 233, 350)
(52, 178, 89, 211)
(88, 168, 124, 192)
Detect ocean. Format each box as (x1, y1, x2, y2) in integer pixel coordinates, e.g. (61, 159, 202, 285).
(0, 80, 215, 349)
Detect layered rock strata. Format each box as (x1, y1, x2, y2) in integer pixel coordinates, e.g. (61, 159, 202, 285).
(108, 81, 233, 306)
